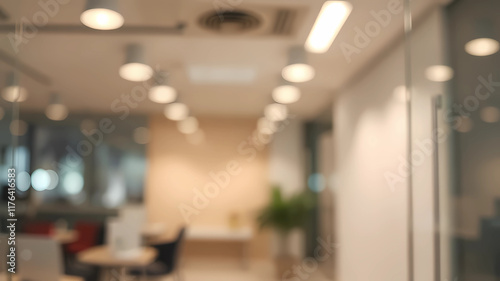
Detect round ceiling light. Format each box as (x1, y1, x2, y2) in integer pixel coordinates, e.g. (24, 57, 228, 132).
(119, 44, 153, 82)
(149, 72, 177, 103)
(120, 63, 153, 82)
(80, 0, 124, 30)
(164, 102, 189, 121)
(264, 103, 288, 122)
(46, 104, 69, 121)
(282, 64, 315, 83)
(149, 85, 177, 104)
(45, 94, 69, 121)
(272, 84, 301, 104)
(282, 46, 315, 83)
(2, 86, 28, 102)
(2, 72, 28, 103)
(465, 38, 500, 56)
(425, 65, 454, 82)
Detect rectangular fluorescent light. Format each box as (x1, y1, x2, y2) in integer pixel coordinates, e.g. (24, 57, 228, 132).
(188, 65, 257, 84)
(305, 1, 352, 53)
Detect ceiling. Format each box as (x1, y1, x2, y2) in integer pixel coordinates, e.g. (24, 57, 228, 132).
(0, 0, 437, 119)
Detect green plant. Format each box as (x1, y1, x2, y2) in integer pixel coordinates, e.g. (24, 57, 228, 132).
(257, 186, 314, 235)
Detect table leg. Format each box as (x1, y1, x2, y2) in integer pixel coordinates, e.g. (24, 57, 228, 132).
(106, 267, 126, 281)
(120, 266, 128, 281)
(99, 268, 110, 281)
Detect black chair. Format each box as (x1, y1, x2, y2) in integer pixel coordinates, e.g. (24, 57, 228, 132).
(129, 228, 186, 280)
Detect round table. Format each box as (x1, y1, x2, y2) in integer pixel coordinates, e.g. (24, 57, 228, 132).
(77, 246, 158, 280)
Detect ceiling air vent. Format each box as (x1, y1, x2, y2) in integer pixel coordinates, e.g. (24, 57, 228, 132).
(272, 9, 297, 36)
(198, 10, 261, 34)
(0, 6, 10, 21)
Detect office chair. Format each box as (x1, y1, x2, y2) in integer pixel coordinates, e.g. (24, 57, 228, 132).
(23, 221, 54, 235)
(129, 228, 186, 280)
(65, 221, 100, 254)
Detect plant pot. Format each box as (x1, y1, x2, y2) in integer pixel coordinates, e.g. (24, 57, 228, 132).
(275, 255, 298, 279)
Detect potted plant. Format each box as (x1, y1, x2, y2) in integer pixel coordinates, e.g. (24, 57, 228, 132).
(257, 186, 314, 278)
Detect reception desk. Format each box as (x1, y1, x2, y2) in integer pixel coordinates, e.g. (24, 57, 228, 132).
(186, 226, 253, 267)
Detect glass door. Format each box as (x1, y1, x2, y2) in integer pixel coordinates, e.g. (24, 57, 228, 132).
(408, 1, 500, 281)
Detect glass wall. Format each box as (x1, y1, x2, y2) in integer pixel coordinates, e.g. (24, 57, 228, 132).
(409, 0, 500, 280)
(0, 1, 149, 221)
(0, 0, 24, 232)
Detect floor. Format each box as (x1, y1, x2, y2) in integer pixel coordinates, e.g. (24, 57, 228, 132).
(158, 258, 333, 281)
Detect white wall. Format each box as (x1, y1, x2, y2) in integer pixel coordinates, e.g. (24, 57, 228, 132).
(333, 8, 451, 281)
(334, 39, 408, 281)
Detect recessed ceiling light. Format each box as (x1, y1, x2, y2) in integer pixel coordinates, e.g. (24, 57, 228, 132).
(119, 44, 153, 82)
(264, 103, 288, 122)
(164, 102, 189, 121)
(425, 65, 454, 82)
(305, 1, 352, 53)
(272, 84, 301, 104)
(282, 47, 315, 83)
(465, 38, 499, 56)
(80, 0, 124, 30)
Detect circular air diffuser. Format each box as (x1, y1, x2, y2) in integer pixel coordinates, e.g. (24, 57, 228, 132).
(198, 10, 261, 33)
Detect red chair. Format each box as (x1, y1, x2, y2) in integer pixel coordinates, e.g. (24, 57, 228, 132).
(65, 222, 100, 254)
(23, 221, 54, 236)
